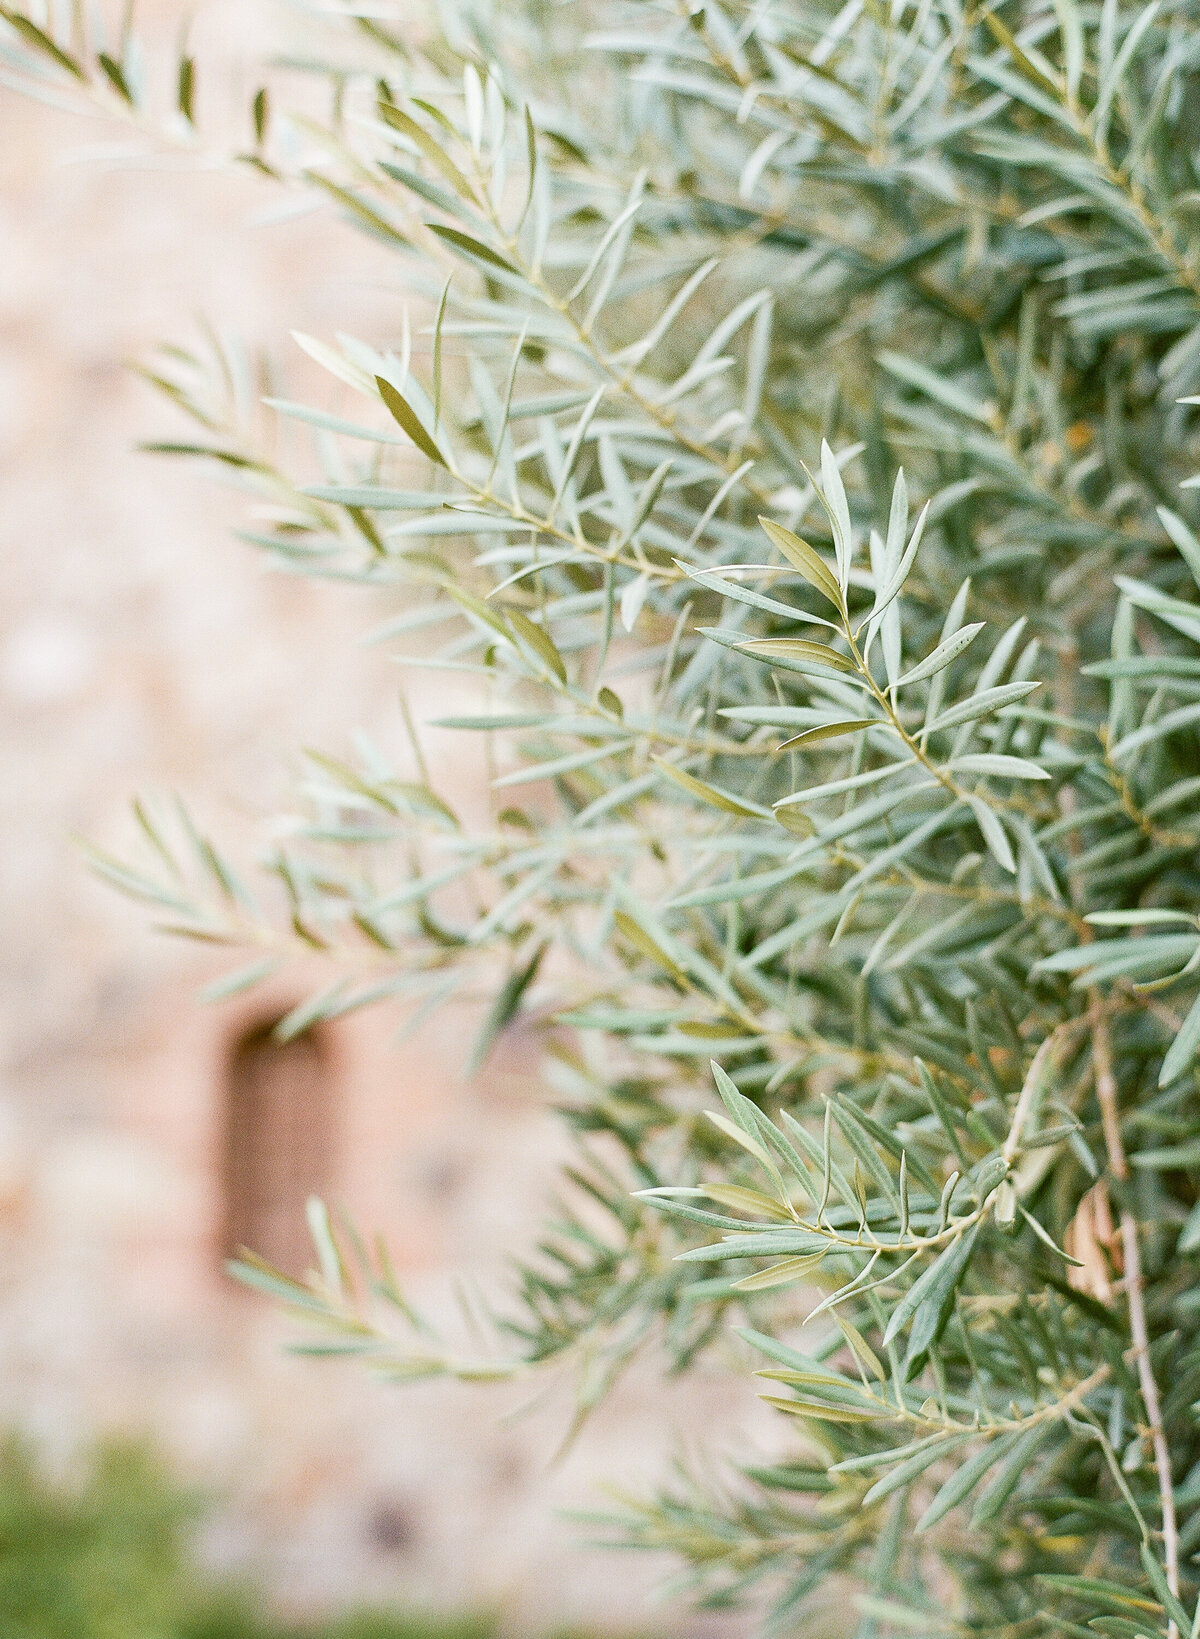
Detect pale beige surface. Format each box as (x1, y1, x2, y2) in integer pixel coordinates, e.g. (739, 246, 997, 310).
(0, 5, 773, 1628)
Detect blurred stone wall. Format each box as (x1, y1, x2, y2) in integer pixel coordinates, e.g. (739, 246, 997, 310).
(0, 3, 768, 1631)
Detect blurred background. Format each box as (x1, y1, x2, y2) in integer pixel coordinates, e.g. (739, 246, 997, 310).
(0, 2, 768, 1633)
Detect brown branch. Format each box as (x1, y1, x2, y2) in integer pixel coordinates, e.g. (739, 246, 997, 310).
(1055, 644, 1182, 1623)
(1090, 995, 1180, 1635)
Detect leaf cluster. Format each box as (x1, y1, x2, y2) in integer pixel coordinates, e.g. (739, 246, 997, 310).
(9, 0, 1200, 1631)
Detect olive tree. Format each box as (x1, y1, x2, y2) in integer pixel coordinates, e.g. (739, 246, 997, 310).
(7, 0, 1200, 1630)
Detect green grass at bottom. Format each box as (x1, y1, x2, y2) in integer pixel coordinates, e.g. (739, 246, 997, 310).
(0, 1436, 616, 1639)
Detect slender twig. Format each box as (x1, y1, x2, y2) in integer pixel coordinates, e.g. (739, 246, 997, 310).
(1091, 996, 1180, 1635)
(1057, 642, 1182, 1628)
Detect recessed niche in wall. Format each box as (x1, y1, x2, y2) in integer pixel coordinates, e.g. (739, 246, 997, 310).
(221, 1018, 336, 1278)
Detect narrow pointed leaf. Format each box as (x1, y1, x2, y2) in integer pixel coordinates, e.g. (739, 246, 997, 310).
(375, 376, 447, 466)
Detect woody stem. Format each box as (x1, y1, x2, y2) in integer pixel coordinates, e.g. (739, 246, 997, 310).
(1090, 996, 1180, 1632)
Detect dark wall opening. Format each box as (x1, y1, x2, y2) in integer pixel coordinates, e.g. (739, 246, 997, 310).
(220, 1020, 335, 1278)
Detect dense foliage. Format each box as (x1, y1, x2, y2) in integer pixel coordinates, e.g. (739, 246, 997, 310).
(8, 0, 1200, 1630)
